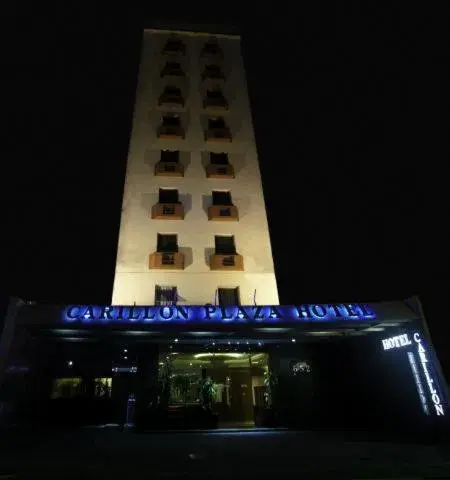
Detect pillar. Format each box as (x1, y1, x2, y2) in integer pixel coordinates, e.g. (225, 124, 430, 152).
(134, 344, 159, 431)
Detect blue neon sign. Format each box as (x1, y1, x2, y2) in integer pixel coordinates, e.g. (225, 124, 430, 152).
(382, 330, 447, 418)
(62, 304, 376, 324)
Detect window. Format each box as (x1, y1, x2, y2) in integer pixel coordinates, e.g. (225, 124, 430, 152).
(162, 114, 181, 127)
(157, 234, 178, 253)
(159, 86, 184, 107)
(206, 89, 224, 100)
(203, 64, 224, 79)
(51, 378, 82, 399)
(208, 117, 226, 130)
(159, 188, 179, 204)
(210, 152, 228, 165)
(155, 285, 178, 306)
(160, 150, 179, 163)
(201, 39, 222, 56)
(215, 235, 236, 255)
(161, 61, 184, 77)
(204, 89, 227, 109)
(162, 38, 185, 55)
(218, 287, 240, 306)
(163, 86, 182, 97)
(212, 191, 232, 206)
(94, 378, 112, 398)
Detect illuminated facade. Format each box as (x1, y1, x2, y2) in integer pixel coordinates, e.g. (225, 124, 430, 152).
(1, 24, 448, 435)
(112, 26, 279, 307)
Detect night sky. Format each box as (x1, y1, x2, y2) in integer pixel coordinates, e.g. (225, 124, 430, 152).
(5, 7, 449, 372)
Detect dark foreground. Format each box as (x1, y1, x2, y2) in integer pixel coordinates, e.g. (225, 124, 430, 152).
(0, 427, 450, 479)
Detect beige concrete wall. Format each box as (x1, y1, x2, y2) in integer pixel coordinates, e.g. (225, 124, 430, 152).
(112, 29, 279, 306)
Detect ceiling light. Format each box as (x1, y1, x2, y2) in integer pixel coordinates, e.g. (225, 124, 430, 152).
(194, 353, 244, 359)
(364, 327, 385, 332)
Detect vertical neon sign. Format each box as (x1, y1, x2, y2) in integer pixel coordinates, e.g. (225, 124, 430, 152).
(413, 332, 445, 416)
(407, 351, 429, 415)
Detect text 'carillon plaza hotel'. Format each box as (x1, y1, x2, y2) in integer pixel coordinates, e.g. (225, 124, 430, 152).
(1, 22, 448, 433)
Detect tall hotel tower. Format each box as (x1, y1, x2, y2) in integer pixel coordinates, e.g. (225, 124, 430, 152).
(112, 26, 279, 307)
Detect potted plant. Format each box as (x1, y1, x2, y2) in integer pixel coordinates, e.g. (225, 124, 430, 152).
(200, 377, 218, 428)
(263, 371, 278, 427)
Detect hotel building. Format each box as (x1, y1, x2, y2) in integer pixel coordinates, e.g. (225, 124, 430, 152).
(111, 26, 279, 308)
(0, 24, 448, 433)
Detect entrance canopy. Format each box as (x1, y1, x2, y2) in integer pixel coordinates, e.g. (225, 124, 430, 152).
(14, 300, 421, 344)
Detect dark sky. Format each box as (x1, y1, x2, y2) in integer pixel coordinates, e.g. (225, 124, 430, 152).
(5, 6, 449, 366)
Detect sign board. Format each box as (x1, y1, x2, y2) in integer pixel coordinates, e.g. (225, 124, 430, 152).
(62, 303, 376, 324)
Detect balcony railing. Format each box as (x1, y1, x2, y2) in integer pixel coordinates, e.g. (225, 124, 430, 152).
(157, 125, 185, 139)
(154, 161, 184, 177)
(158, 93, 185, 108)
(205, 163, 235, 179)
(151, 203, 184, 220)
(205, 127, 232, 143)
(210, 253, 244, 271)
(208, 205, 238, 221)
(149, 252, 185, 270)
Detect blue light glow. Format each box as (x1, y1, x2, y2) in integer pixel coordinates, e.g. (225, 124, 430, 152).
(383, 329, 447, 419)
(62, 304, 377, 325)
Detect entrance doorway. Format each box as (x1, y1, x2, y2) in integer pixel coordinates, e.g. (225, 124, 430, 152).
(158, 351, 268, 427)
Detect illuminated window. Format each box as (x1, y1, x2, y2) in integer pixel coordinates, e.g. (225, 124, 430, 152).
(94, 378, 112, 398)
(51, 378, 82, 399)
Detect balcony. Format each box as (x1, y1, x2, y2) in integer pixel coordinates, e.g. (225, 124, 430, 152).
(149, 252, 185, 270)
(208, 205, 238, 221)
(203, 96, 228, 111)
(205, 163, 235, 179)
(205, 127, 232, 143)
(157, 125, 185, 139)
(158, 92, 184, 108)
(154, 161, 184, 177)
(151, 203, 184, 220)
(210, 253, 244, 271)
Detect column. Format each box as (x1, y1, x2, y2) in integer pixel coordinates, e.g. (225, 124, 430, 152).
(134, 345, 159, 431)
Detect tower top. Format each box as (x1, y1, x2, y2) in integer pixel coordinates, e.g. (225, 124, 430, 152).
(143, 18, 240, 39)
